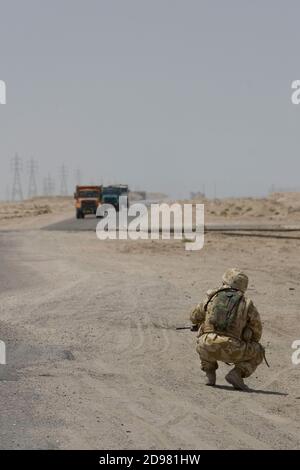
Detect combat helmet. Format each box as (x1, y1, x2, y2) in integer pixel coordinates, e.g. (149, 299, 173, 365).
(222, 268, 248, 293)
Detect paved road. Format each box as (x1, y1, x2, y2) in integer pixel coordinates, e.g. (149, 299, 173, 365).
(43, 215, 300, 234)
(43, 215, 135, 232)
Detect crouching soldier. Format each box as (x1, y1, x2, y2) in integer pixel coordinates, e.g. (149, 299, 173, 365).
(190, 268, 264, 391)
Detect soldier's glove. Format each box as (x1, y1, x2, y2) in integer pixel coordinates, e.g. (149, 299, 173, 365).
(242, 327, 253, 342)
(190, 324, 199, 332)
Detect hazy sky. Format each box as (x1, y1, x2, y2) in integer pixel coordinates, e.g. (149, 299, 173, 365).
(1, 0, 300, 199)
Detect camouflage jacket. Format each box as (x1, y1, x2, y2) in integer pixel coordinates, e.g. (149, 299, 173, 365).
(190, 287, 262, 342)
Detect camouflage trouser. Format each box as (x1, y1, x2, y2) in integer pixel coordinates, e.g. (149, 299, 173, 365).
(196, 333, 264, 378)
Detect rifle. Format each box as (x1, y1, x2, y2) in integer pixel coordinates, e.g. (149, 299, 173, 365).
(176, 324, 198, 332)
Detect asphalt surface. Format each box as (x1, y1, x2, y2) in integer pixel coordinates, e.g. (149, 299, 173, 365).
(42, 215, 300, 234)
(43, 216, 102, 232)
(42, 215, 139, 232)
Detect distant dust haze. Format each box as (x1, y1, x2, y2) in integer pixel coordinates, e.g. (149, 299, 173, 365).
(1, 0, 300, 200)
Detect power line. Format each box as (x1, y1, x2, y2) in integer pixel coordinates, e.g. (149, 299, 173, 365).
(213, 181, 217, 200)
(48, 175, 55, 196)
(11, 153, 23, 201)
(75, 168, 82, 186)
(43, 177, 48, 197)
(6, 185, 10, 202)
(60, 164, 68, 196)
(27, 158, 38, 199)
(43, 174, 55, 197)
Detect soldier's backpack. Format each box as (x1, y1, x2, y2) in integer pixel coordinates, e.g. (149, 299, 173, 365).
(206, 288, 244, 332)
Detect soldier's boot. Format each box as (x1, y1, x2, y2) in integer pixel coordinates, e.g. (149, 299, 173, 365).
(205, 370, 216, 386)
(225, 368, 250, 392)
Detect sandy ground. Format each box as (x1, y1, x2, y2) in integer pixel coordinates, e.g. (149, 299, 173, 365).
(0, 196, 300, 449)
(0, 197, 74, 231)
(185, 191, 300, 224)
(2, 191, 300, 228)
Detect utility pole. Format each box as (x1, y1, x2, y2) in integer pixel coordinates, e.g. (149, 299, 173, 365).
(75, 168, 82, 186)
(27, 158, 38, 199)
(11, 154, 23, 201)
(43, 177, 48, 197)
(43, 174, 55, 197)
(5, 185, 10, 202)
(48, 174, 55, 196)
(60, 164, 68, 196)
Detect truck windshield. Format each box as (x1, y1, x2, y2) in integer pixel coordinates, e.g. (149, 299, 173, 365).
(103, 195, 118, 202)
(78, 191, 100, 198)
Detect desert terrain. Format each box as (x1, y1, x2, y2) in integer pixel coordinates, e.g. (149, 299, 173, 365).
(0, 194, 300, 449)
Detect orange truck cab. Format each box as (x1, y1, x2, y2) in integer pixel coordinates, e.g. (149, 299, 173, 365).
(74, 185, 102, 219)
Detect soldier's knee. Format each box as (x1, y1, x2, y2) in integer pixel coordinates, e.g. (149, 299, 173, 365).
(200, 360, 218, 372)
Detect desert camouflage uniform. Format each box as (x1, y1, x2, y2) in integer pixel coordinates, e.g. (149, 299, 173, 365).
(190, 271, 263, 378)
